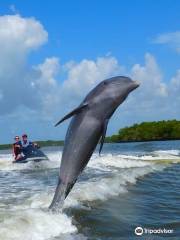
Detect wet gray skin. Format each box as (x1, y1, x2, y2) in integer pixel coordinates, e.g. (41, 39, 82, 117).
(49, 76, 140, 211)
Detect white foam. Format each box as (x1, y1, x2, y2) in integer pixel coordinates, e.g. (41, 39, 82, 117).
(0, 151, 62, 171)
(0, 147, 169, 240)
(0, 147, 179, 172)
(87, 154, 152, 172)
(19, 164, 163, 211)
(153, 149, 180, 157)
(0, 209, 77, 240)
(66, 165, 162, 204)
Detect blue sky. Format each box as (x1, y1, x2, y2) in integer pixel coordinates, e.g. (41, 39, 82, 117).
(1, 0, 180, 75)
(0, 0, 180, 143)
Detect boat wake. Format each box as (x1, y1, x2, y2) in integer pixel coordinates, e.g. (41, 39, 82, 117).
(0, 146, 179, 240)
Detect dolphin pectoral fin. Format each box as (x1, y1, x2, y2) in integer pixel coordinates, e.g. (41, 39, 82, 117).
(99, 119, 109, 155)
(55, 103, 88, 127)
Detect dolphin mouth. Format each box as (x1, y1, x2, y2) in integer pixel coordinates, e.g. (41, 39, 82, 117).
(110, 80, 140, 87)
(132, 80, 140, 89)
(133, 80, 140, 86)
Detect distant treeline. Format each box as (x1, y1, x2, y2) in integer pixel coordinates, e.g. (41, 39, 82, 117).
(106, 120, 180, 142)
(36, 140, 64, 147)
(1, 120, 180, 150)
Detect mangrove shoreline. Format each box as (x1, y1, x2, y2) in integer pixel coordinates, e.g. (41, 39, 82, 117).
(1, 120, 180, 150)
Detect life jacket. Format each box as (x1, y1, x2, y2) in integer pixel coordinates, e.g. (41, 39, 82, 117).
(13, 141, 22, 156)
(22, 140, 32, 148)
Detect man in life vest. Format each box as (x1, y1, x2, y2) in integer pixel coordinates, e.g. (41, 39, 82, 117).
(12, 136, 22, 161)
(21, 134, 34, 156)
(21, 134, 39, 153)
(22, 134, 33, 148)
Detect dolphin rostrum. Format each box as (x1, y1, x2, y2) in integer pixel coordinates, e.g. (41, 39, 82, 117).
(49, 76, 140, 210)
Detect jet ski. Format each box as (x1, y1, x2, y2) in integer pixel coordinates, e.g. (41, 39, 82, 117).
(13, 145, 49, 163)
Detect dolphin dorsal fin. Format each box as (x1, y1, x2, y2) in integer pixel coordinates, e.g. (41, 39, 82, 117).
(55, 103, 88, 127)
(99, 119, 109, 155)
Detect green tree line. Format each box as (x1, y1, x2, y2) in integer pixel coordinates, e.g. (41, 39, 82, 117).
(1, 120, 180, 149)
(106, 120, 180, 142)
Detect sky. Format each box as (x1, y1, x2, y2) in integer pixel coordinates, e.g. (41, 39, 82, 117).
(0, 0, 180, 143)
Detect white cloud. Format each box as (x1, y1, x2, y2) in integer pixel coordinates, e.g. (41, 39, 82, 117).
(33, 57, 61, 117)
(63, 56, 123, 99)
(125, 54, 180, 123)
(0, 14, 179, 142)
(170, 70, 180, 111)
(0, 14, 48, 114)
(36, 58, 60, 86)
(171, 69, 180, 88)
(0, 14, 47, 50)
(31, 56, 125, 120)
(153, 31, 180, 53)
(59, 52, 179, 135)
(106, 53, 172, 133)
(37, 52, 178, 133)
(131, 53, 167, 98)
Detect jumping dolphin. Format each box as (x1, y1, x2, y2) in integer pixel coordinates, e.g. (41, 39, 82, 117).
(49, 76, 140, 210)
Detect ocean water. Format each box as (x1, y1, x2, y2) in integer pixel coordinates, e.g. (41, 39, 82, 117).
(0, 140, 179, 240)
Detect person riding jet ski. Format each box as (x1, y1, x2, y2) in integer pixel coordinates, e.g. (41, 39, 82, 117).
(21, 134, 39, 155)
(12, 134, 45, 163)
(12, 136, 22, 161)
(22, 134, 33, 147)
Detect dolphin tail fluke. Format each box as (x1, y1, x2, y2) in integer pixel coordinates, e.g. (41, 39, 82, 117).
(55, 103, 88, 126)
(49, 179, 75, 212)
(49, 179, 66, 212)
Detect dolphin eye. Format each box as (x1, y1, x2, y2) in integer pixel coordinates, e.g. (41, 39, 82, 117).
(103, 81, 107, 85)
